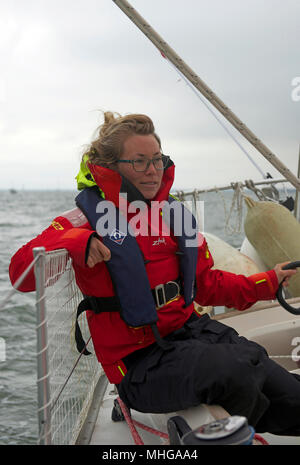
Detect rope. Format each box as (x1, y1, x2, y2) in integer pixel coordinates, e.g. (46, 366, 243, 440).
(253, 433, 269, 445)
(116, 397, 268, 445)
(245, 179, 270, 201)
(216, 182, 245, 235)
(116, 397, 169, 445)
(116, 397, 144, 445)
(131, 419, 169, 440)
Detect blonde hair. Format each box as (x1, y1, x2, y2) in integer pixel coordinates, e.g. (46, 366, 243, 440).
(85, 112, 161, 167)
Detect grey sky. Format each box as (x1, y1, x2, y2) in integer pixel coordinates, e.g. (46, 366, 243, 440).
(1, 0, 299, 191)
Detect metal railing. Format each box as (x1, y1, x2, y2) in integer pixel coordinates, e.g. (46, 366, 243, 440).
(32, 247, 105, 445)
(0, 248, 105, 444)
(33, 247, 51, 444)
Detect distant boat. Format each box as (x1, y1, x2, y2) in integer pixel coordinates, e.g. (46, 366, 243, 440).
(9, 189, 17, 194)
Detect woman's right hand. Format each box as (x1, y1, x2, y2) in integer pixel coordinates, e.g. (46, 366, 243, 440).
(87, 236, 111, 268)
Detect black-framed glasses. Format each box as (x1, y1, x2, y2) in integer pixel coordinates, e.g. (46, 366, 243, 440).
(117, 154, 170, 172)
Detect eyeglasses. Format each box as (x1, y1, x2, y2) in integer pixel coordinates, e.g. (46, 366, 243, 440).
(117, 154, 170, 172)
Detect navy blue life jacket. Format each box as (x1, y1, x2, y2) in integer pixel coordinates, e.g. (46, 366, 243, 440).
(75, 186, 198, 352)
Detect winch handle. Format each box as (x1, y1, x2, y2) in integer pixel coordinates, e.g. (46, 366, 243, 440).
(276, 261, 300, 315)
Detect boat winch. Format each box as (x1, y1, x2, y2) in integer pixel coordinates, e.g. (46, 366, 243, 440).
(167, 415, 255, 445)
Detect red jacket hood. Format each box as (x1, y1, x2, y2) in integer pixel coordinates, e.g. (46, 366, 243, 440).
(88, 159, 175, 208)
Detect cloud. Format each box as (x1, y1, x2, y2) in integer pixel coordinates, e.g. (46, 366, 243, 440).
(0, 0, 299, 191)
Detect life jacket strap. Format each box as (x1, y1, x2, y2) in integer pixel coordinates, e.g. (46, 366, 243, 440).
(75, 277, 181, 355)
(150, 323, 174, 351)
(75, 295, 120, 355)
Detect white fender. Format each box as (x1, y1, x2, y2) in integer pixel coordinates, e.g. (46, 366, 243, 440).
(240, 237, 268, 272)
(244, 197, 300, 297)
(204, 232, 260, 276)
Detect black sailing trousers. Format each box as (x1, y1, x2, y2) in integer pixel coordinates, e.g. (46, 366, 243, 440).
(118, 313, 300, 435)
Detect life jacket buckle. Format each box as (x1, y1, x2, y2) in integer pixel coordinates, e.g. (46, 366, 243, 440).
(154, 283, 166, 309)
(154, 280, 181, 308)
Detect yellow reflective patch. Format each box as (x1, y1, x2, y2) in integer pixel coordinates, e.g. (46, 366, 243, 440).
(169, 193, 180, 201)
(165, 295, 181, 306)
(256, 279, 266, 285)
(118, 365, 125, 377)
(205, 250, 210, 259)
(51, 221, 64, 230)
(155, 295, 181, 310)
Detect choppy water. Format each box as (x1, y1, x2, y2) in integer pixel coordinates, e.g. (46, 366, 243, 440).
(0, 190, 77, 445)
(0, 187, 285, 444)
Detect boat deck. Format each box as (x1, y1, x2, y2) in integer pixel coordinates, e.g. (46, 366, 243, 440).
(85, 299, 300, 446)
(90, 385, 168, 445)
(88, 382, 300, 446)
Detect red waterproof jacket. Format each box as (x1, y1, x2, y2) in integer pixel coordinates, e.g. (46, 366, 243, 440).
(9, 162, 278, 383)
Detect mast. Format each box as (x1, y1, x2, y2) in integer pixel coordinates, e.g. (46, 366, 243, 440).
(112, 0, 300, 191)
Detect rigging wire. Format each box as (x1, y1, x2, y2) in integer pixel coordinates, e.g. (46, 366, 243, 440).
(161, 53, 268, 180)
